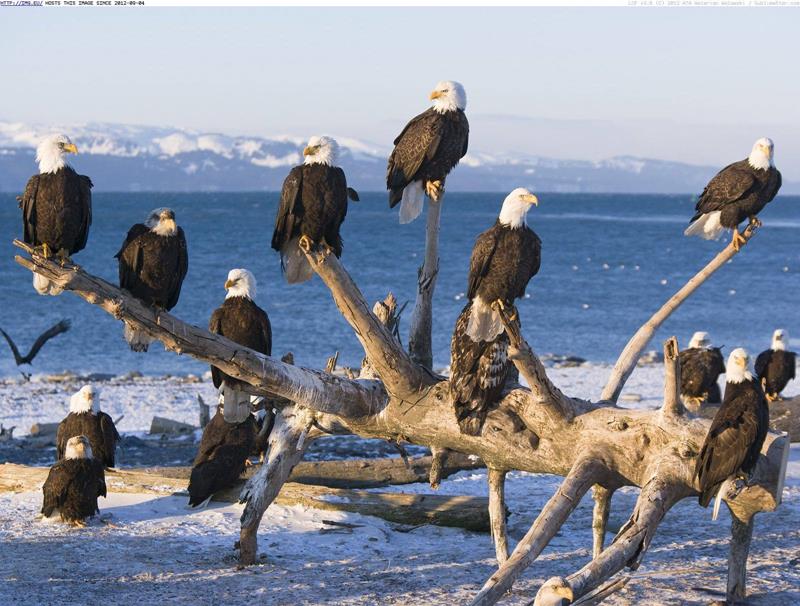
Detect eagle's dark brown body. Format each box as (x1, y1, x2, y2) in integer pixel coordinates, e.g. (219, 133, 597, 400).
(21, 166, 92, 254)
(690, 159, 781, 228)
(387, 108, 469, 206)
(272, 163, 352, 258)
(116, 225, 188, 309)
(209, 296, 272, 391)
(693, 378, 769, 507)
(41, 458, 106, 523)
(755, 349, 796, 399)
(56, 411, 120, 468)
(188, 410, 256, 507)
(679, 347, 725, 403)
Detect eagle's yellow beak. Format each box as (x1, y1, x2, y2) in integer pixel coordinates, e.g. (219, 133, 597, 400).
(736, 356, 748, 368)
(224, 279, 236, 290)
(303, 145, 319, 156)
(761, 145, 772, 158)
(63, 143, 78, 154)
(522, 193, 539, 206)
(429, 90, 444, 100)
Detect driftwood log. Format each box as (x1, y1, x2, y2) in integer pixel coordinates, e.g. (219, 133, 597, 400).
(12, 215, 790, 605)
(0, 463, 491, 531)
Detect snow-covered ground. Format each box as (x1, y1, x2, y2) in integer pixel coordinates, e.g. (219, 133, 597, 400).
(0, 363, 798, 605)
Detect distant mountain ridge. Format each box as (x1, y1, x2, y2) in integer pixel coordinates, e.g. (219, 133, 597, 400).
(1, 120, 797, 194)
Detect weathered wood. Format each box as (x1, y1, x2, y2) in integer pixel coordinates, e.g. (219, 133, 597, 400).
(146, 452, 483, 489)
(198, 395, 211, 429)
(149, 416, 194, 435)
(408, 195, 442, 370)
(727, 513, 754, 603)
(488, 467, 509, 566)
(29, 422, 59, 437)
(591, 484, 613, 559)
(661, 336, 684, 418)
(1, 462, 491, 532)
(601, 223, 758, 403)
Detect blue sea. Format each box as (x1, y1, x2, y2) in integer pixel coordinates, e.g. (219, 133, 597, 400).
(0, 192, 798, 378)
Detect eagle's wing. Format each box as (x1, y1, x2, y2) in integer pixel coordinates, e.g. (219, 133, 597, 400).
(694, 161, 758, 215)
(19, 319, 71, 365)
(115, 224, 149, 290)
(208, 306, 225, 389)
(166, 227, 189, 310)
(99, 412, 119, 467)
(20, 174, 40, 245)
(765, 169, 782, 203)
(41, 463, 67, 517)
(93, 459, 107, 498)
(514, 229, 542, 299)
(55, 421, 67, 461)
(387, 108, 441, 204)
(258, 308, 272, 357)
(754, 350, 770, 379)
(76, 174, 93, 252)
(467, 227, 500, 300)
(271, 166, 303, 253)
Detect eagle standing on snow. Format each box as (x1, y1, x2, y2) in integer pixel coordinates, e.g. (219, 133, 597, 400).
(56, 385, 119, 468)
(271, 136, 358, 284)
(693, 348, 769, 518)
(450, 188, 541, 435)
(19, 134, 92, 295)
(209, 269, 272, 423)
(187, 406, 257, 508)
(387, 81, 469, 224)
(42, 435, 106, 526)
(679, 331, 725, 408)
(755, 329, 796, 402)
(685, 138, 781, 251)
(115, 208, 188, 352)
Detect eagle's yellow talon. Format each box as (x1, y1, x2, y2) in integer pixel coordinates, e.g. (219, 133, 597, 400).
(299, 235, 313, 253)
(731, 229, 746, 251)
(426, 180, 443, 201)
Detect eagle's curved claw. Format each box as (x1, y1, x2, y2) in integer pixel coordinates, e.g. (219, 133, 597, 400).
(425, 180, 443, 202)
(749, 216, 763, 228)
(298, 235, 313, 253)
(40, 243, 52, 259)
(731, 229, 747, 252)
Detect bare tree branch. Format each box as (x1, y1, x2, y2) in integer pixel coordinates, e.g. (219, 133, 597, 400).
(488, 467, 510, 566)
(661, 336, 684, 418)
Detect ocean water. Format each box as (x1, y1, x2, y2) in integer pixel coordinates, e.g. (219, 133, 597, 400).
(0, 192, 798, 378)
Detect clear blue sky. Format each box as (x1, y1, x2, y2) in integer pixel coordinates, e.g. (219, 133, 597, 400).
(2, 8, 799, 171)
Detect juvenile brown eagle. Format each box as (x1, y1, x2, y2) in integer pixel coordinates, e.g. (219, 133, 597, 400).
(693, 348, 769, 519)
(755, 329, 796, 402)
(685, 138, 781, 251)
(271, 136, 358, 283)
(115, 208, 189, 351)
(387, 81, 469, 223)
(20, 134, 92, 295)
(450, 188, 541, 435)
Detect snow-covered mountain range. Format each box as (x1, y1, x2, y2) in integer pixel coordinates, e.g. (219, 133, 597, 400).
(1, 121, 795, 194)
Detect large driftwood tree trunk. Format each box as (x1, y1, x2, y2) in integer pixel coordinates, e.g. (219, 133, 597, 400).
(13, 216, 788, 605)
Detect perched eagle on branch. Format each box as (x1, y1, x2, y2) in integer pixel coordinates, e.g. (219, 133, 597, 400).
(755, 329, 796, 402)
(56, 385, 120, 468)
(387, 81, 469, 224)
(42, 435, 106, 526)
(679, 331, 725, 408)
(116, 208, 188, 352)
(685, 138, 781, 251)
(450, 188, 541, 435)
(19, 134, 92, 295)
(693, 348, 769, 519)
(271, 136, 358, 284)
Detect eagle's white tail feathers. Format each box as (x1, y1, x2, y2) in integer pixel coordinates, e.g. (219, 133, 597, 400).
(32, 273, 63, 296)
(711, 479, 732, 521)
(466, 298, 504, 342)
(685, 211, 725, 240)
(399, 181, 425, 224)
(282, 238, 314, 284)
(124, 323, 152, 353)
(221, 383, 252, 424)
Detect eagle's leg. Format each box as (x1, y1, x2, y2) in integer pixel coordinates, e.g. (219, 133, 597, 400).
(56, 248, 73, 267)
(298, 234, 313, 253)
(39, 242, 52, 259)
(764, 391, 778, 403)
(425, 180, 444, 202)
(492, 299, 518, 322)
(244, 459, 254, 467)
(748, 215, 763, 228)
(731, 229, 747, 252)
(70, 519, 87, 528)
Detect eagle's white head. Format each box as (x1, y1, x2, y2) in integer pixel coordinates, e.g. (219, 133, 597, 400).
(225, 268, 256, 300)
(430, 81, 467, 113)
(146, 208, 178, 237)
(689, 331, 711, 349)
(748, 137, 774, 171)
(303, 136, 339, 166)
(726, 347, 753, 384)
(36, 134, 78, 175)
(70, 385, 97, 414)
(772, 328, 787, 351)
(499, 187, 539, 229)
(64, 435, 93, 460)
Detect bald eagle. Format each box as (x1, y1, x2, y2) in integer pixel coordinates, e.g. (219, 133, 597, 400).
(387, 81, 469, 224)
(693, 348, 769, 518)
(271, 136, 358, 284)
(679, 332, 725, 408)
(187, 407, 256, 508)
(116, 208, 188, 352)
(209, 269, 272, 423)
(685, 138, 781, 251)
(755, 329, 796, 402)
(42, 435, 106, 526)
(56, 385, 119, 468)
(19, 134, 92, 295)
(449, 188, 541, 435)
